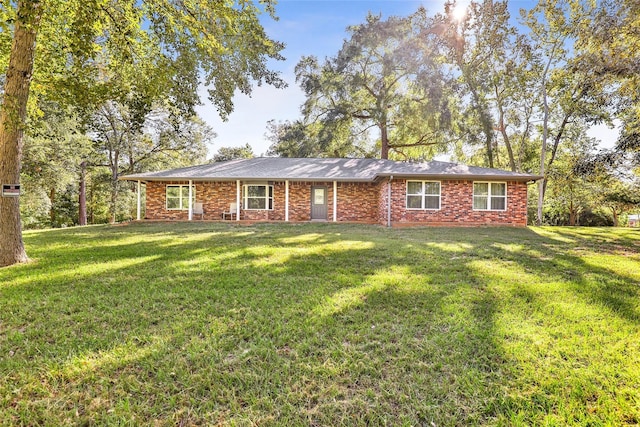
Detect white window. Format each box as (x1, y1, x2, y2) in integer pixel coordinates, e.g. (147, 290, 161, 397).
(406, 181, 441, 210)
(244, 184, 273, 210)
(473, 182, 506, 211)
(166, 184, 195, 210)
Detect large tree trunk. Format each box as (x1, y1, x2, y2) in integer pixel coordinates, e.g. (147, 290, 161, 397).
(612, 208, 619, 227)
(0, 0, 42, 267)
(380, 121, 389, 160)
(49, 187, 56, 225)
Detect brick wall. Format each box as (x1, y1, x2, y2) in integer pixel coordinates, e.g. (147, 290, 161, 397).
(389, 179, 528, 226)
(144, 179, 529, 226)
(335, 182, 380, 223)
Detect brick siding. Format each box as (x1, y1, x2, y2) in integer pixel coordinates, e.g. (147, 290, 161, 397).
(143, 179, 529, 226)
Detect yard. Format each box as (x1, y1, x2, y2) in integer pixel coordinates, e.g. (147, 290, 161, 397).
(1, 223, 639, 426)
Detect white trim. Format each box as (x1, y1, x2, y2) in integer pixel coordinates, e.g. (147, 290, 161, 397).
(473, 181, 507, 211)
(236, 180, 241, 221)
(188, 180, 193, 220)
(406, 180, 441, 210)
(243, 184, 274, 210)
(136, 180, 141, 220)
(333, 181, 337, 222)
(285, 180, 290, 222)
(166, 184, 195, 211)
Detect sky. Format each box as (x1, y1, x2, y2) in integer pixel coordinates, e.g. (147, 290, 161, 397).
(195, 0, 618, 159)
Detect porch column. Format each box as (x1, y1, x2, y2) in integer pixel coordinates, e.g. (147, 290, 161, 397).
(387, 176, 393, 227)
(285, 180, 290, 221)
(188, 180, 193, 221)
(333, 181, 337, 222)
(236, 180, 241, 221)
(136, 180, 141, 220)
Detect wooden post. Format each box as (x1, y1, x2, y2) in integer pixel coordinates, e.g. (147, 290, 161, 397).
(333, 181, 337, 222)
(285, 180, 289, 222)
(236, 180, 241, 221)
(136, 180, 141, 220)
(188, 180, 193, 221)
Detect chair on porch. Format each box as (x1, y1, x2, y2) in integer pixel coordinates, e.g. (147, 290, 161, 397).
(193, 202, 204, 220)
(222, 202, 238, 220)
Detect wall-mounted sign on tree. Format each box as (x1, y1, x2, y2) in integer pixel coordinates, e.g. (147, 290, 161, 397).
(2, 184, 21, 197)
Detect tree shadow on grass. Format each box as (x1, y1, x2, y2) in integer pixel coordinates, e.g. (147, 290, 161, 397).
(0, 223, 513, 425)
(1, 223, 639, 425)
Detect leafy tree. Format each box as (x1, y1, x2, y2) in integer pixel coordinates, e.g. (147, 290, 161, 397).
(21, 103, 92, 228)
(90, 102, 211, 223)
(295, 9, 452, 160)
(212, 143, 254, 162)
(0, 0, 285, 266)
(437, 1, 517, 169)
(265, 119, 376, 158)
(574, 0, 640, 167)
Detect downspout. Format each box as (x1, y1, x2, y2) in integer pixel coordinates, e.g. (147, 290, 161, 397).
(387, 176, 393, 228)
(188, 180, 193, 221)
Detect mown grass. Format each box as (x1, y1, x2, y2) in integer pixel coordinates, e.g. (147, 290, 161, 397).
(1, 223, 639, 426)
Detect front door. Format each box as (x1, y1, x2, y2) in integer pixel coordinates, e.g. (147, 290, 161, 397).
(311, 186, 328, 220)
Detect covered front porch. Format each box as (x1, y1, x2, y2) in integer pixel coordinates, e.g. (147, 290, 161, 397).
(131, 179, 386, 224)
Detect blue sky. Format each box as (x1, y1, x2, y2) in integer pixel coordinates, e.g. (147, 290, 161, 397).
(196, 0, 616, 158)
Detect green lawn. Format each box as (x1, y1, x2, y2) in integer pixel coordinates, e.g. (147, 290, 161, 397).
(1, 223, 639, 426)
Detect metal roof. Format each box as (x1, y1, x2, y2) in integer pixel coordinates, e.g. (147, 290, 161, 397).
(120, 157, 543, 183)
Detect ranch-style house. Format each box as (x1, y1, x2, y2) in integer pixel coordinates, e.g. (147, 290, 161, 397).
(120, 157, 542, 227)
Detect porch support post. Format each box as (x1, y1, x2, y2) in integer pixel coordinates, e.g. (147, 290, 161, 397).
(285, 180, 290, 222)
(333, 181, 337, 222)
(236, 180, 241, 221)
(387, 176, 393, 228)
(136, 180, 141, 221)
(188, 180, 193, 221)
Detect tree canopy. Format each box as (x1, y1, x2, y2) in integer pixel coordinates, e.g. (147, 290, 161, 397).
(294, 9, 453, 160)
(0, 0, 286, 266)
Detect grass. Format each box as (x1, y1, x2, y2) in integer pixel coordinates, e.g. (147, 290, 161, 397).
(1, 222, 639, 426)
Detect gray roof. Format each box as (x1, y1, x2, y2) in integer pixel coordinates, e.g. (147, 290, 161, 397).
(120, 158, 542, 182)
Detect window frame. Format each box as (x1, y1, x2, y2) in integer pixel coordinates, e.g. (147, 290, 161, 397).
(166, 184, 196, 211)
(473, 182, 507, 211)
(243, 184, 274, 211)
(406, 180, 441, 210)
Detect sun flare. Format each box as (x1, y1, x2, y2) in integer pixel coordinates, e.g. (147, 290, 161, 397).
(451, 2, 468, 22)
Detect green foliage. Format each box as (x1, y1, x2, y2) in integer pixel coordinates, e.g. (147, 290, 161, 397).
(212, 143, 254, 162)
(1, 224, 640, 424)
(295, 9, 452, 159)
(1, 0, 286, 119)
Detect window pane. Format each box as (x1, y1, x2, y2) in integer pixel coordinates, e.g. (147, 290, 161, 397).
(491, 197, 506, 210)
(474, 196, 488, 210)
(474, 183, 488, 196)
(247, 198, 266, 209)
(167, 186, 180, 198)
(491, 183, 506, 196)
(167, 198, 180, 209)
(248, 186, 266, 197)
(407, 181, 422, 195)
(424, 182, 440, 195)
(407, 195, 422, 209)
(314, 188, 325, 204)
(425, 195, 440, 209)
(181, 186, 190, 199)
(268, 198, 273, 210)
